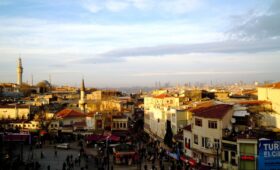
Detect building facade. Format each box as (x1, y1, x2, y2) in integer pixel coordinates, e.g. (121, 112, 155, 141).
(183, 104, 233, 167)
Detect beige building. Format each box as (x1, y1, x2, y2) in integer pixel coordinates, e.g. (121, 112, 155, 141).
(0, 105, 30, 120)
(87, 100, 122, 113)
(52, 109, 85, 133)
(144, 93, 181, 140)
(258, 82, 280, 114)
(169, 108, 191, 134)
(183, 104, 233, 167)
(11, 120, 40, 130)
(87, 90, 121, 101)
(111, 115, 128, 131)
(85, 112, 104, 130)
(33, 94, 54, 106)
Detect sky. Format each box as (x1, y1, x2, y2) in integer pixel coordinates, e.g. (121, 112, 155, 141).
(0, 0, 279, 87)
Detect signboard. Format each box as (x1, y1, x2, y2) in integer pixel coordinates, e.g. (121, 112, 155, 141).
(258, 140, 280, 170)
(241, 155, 254, 161)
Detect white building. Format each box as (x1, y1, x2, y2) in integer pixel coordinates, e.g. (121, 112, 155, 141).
(183, 104, 233, 167)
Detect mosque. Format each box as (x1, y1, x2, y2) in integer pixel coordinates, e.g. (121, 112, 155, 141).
(0, 58, 52, 97)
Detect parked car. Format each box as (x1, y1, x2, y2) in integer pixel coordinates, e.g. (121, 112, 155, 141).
(55, 143, 70, 149)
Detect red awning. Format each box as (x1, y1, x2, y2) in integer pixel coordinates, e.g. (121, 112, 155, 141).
(100, 135, 120, 142)
(40, 130, 47, 136)
(86, 134, 102, 141)
(3, 134, 29, 142)
(180, 155, 196, 166)
(86, 134, 120, 142)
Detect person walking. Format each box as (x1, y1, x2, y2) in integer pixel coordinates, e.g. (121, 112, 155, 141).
(40, 151, 44, 159)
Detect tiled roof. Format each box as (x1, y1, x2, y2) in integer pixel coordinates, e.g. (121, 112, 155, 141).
(153, 94, 168, 99)
(56, 109, 85, 119)
(0, 105, 29, 109)
(260, 82, 280, 89)
(191, 104, 233, 119)
(237, 100, 271, 105)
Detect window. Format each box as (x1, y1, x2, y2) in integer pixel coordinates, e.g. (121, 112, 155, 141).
(194, 134, 198, 144)
(184, 138, 190, 149)
(120, 122, 123, 128)
(214, 138, 220, 149)
(202, 137, 210, 148)
(195, 118, 202, 127)
(224, 150, 229, 162)
(113, 123, 115, 128)
(123, 123, 126, 128)
(231, 152, 236, 165)
(208, 120, 217, 129)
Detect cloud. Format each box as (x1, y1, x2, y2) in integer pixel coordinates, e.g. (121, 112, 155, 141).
(132, 71, 278, 77)
(93, 39, 280, 59)
(229, 0, 280, 40)
(78, 56, 125, 64)
(105, 0, 129, 12)
(80, 0, 202, 14)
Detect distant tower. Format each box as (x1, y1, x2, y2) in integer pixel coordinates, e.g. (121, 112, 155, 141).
(17, 57, 23, 85)
(79, 79, 86, 113)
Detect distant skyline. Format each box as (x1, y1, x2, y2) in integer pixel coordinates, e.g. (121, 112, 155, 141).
(0, 0, 280, 87)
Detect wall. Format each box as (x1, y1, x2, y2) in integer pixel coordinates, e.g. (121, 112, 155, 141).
(0, 107, 29, 119)
(258, 87, 280, 114)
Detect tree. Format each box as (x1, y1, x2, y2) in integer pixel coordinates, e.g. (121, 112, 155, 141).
(164, 120, 173, 148)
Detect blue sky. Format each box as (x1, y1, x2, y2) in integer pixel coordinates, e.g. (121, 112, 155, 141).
(0, 0, 279, 87)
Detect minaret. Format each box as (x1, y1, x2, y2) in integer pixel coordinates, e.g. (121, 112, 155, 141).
(79, 78, 86, 113)
(17, 57, 23, 86)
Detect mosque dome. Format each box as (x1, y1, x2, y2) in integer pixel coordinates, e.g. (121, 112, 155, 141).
(36, 80, 51, 93)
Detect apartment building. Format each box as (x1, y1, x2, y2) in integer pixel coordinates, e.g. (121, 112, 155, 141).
(144, 93, 180, 140)
(183, 104, 233, 167)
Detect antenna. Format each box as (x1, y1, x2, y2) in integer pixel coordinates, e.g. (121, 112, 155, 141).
(31, 74, 33, 86)
(49, 74, 52, 85)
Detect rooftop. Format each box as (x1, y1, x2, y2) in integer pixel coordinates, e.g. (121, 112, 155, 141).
(191, 104, 233, 119)
(153, 94, 169, 99)
(259, 82, 280, 89)
(183, 124, 192, 132)
(112, 115, 128, 119)
(56, 109, 85, 119)
(237, 100, 271, 105)
(0, 104, 29, 109)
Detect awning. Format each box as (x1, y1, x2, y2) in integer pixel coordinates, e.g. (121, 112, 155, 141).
(86, 134, 102, 141)
(166, 151, 179, 160)
(86, 134, 120, 142)
(100, 135, 120, 142)
(180, 155, 196, 166)
(3, 133, 30, 142)
(40, 130, 47, 136)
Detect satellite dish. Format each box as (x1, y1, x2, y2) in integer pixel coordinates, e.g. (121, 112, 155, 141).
(207, 142, 213, 148)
